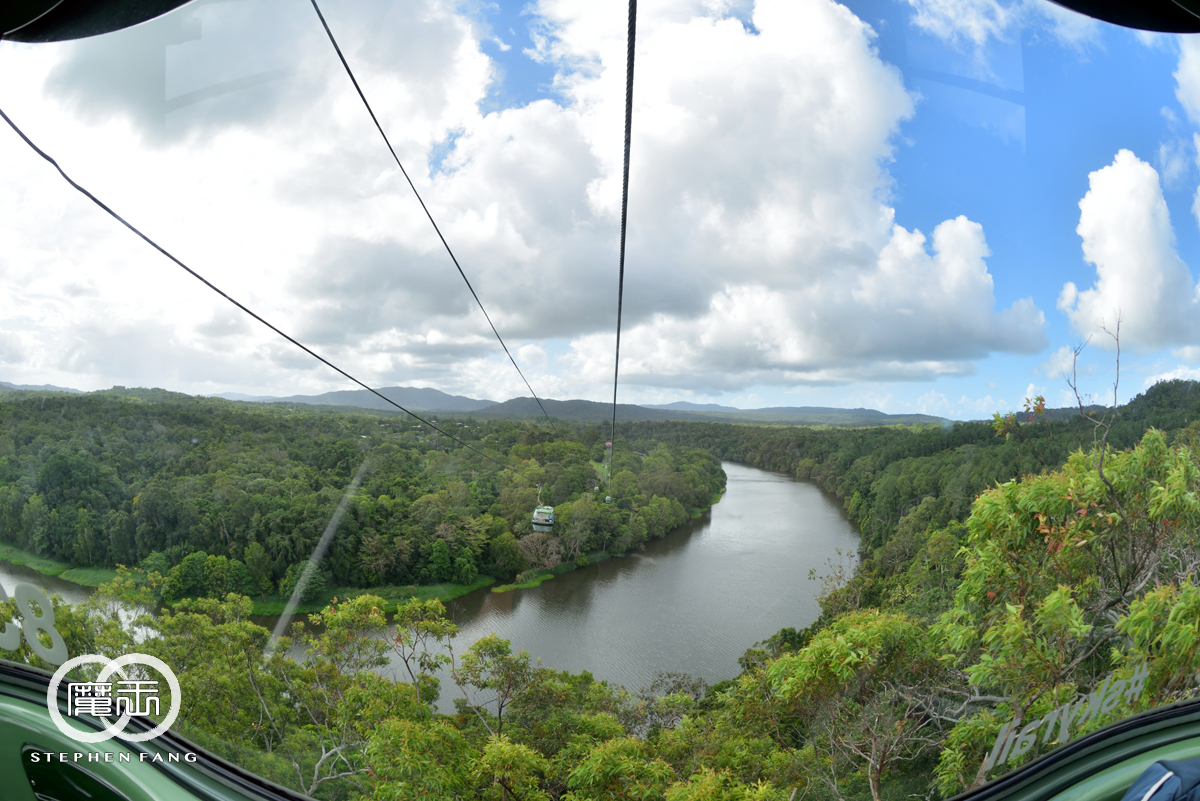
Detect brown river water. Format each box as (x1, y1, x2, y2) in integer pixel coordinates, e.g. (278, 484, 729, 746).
(0, 461, 859, 697)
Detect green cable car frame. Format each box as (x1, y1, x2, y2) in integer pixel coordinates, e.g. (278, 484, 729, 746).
(953, 699, 1200, 801)
(0, 658, 314, 801)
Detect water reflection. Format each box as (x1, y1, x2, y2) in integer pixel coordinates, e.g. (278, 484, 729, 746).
(0, 461, 859, 704)
(437, 462, 859, 697)
(0, 561, 94, 607)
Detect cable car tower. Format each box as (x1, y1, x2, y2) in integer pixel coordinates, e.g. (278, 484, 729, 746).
(531, 484, 555, 532)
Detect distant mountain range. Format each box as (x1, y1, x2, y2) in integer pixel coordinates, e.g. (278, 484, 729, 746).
(211, 386, 496, 412)
(194, 388, 954, 426)
(643, 401, 740, 412)
(0, 380, 83, 393)
(470, 397, 948, 426)
(1, 380, 952, 426)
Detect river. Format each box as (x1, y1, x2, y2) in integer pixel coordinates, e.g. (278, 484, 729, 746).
(0, 461, 859, 696)
(0, 559, 94, 607)
(434, 461, 859, 695)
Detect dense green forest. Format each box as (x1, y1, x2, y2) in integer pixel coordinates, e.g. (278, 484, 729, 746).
(8, 380, 1200, 801)
(0, 387, 724, 606)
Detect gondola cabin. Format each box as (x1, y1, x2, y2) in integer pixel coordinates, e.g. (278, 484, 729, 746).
(532, 505, 555, 532)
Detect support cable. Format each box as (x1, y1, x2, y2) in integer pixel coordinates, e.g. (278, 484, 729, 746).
(607, 0, 638, 488)
(308, 0, 562, 439)
(0, 106, 512, 472)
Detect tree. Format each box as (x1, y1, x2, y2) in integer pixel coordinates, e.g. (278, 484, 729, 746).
(517, 532, 562, 570)
(665, 768, 785, 801)
(429, 539, 454, 583)
(389, 598, 459, 716)
(767, 610, 944, 801)
(279, 562, 327, 604)
(203, 554, 230, 597)
(565, 736, 673, 801)
(72, 508, 100, 566)
(366, 719, 473, 801)
(23, 493, 50, 554)
(474, 735, 551, 801)
(934, 424, 1200, 791)
(359, 532, 395, 584)
(244, 542, 273, 598)
(455, 554, 479, 585)
(162, 550, 208, 602)
(452, 634, 542, 736)
(0, 485, 23, 543)
(255, 596, 418, 796)
(490, 530, 527, 578)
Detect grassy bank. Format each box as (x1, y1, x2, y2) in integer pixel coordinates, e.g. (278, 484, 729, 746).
(59, 567, 122, 587)
(0, 546, 133, 589)
(492, 551, 615, 593)
(0, 545, 495, 615)
(492, 570, 557, 593)
(0, 545, 70, 577)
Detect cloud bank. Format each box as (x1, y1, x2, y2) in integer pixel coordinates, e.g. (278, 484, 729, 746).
(0, 0, 1045, 400)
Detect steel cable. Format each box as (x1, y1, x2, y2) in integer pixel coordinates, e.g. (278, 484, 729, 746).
(0, 106, 513, 472)
(607, 0, 638, 487)
(309, 0, 562, 439)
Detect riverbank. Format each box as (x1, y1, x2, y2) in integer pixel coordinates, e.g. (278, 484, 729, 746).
(0, 544, 495, 615)
(0, 545, 120, 588)
(435, 462, 856, 700)
(493, 552, 612, 592)
(248, 574, 497, 615)
(0, 484, 729, 612)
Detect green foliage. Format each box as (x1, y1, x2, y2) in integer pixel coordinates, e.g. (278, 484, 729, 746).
(566, 737, 674, 800)
(367, 719, 473, 800)
(243, 542, 273, 597)
(388, 597, 459, 715)
(665, 768, 786, 801)
(278, 562, 328, 604)
(0, 393, 723, 608)
(474, 735, 551, 801)
(428, 539, 454, 583)
(162, 550, 208, 602)
(453, 633, 541, 736)
(1116, 580, 1200, 706)
(10, 381, 1200, 801)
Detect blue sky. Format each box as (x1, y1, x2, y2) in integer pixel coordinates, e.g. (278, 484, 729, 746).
(1, 0, 1199, 419)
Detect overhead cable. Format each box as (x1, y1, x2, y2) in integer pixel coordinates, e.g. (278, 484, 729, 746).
(0, 106, 511, 472)
(608, 0, 638, 484)
(308, 0, 563, 439)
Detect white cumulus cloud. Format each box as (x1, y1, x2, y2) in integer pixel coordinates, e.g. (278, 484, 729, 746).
(0, 0, 1046, 399)
(903, 0, 1098, 50)
(1177, 38, 1200, 126)
(559, 215, 1044, 390)
(1059, 149, 1200, 351)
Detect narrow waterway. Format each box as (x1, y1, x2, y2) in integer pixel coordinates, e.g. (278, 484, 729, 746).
(0, 461, 860, 699)
(0, 559, 93, 607)
(435, 461, 859, 695)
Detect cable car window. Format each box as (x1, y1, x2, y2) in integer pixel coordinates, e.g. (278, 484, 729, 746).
(22, 744, 132, 801)
(8, 1, 1200, 801)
